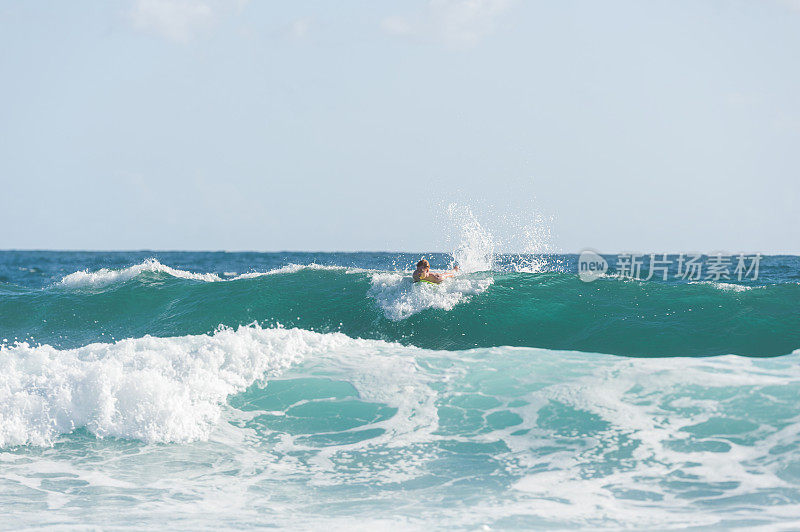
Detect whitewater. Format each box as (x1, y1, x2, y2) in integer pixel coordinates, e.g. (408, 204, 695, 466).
(1, 248, 800, 529)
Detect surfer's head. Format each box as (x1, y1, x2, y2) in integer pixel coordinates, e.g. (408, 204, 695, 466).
(416, 259, 429, 272)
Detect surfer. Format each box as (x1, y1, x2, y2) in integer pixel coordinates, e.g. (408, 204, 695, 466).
(413, 259, 459, 284)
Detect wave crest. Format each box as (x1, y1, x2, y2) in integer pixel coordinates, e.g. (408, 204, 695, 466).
(368, 272, 492, 321)
(58, 259, 351, 287)
(0, 325, 376, 447)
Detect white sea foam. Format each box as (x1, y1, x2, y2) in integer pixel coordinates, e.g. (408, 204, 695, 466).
(60, 258, 224, 285)
(691, 280, 756, 292)
(368, 271, 492, 321)
(0, 325, 392, 447)
(501, 351, 800, 526)
(59, 259, 351, 287)
(2, 331, 800, 528)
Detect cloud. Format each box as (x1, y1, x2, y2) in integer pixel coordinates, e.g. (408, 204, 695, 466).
(129, 0, 246, 43)
(382, 0, 515, 49)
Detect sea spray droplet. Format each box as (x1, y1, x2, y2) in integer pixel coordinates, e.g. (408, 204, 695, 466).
(446, 203, 495, 273)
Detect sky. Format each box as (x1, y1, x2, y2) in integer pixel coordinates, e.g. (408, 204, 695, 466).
(1, 0, 799, 253)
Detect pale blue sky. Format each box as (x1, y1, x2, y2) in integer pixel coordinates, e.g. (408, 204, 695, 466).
(1, 1, 799, 252)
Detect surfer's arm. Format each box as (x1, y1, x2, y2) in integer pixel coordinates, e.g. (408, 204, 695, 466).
(438, 266, 460, 279)
(431, 266, 459, 281)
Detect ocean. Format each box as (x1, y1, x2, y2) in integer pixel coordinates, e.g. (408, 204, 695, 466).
(1, 250, 799, 529)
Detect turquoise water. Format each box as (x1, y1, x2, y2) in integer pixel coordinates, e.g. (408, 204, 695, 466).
(1, 251, 799, 529)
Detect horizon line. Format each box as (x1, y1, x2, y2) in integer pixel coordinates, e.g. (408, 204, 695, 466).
(2, 249, 798, 256)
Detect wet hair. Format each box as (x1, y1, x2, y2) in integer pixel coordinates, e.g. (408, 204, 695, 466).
(416, 259, 429, 270)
